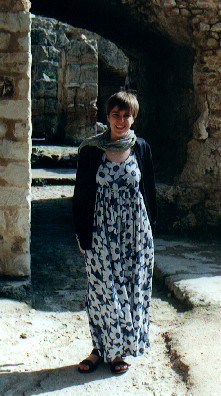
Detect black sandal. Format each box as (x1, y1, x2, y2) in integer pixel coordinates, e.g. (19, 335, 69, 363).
(78, 348, 102, 373)
(110, 359, 130, 374)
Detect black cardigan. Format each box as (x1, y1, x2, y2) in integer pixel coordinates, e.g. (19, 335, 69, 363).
(73, 137, 157, 250)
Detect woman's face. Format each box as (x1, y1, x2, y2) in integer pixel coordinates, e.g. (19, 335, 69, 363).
(108, 106, 134, 141)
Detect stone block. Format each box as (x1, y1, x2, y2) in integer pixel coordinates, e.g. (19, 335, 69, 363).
(17, 34, 30, 51)
(0, 210, 6, 232)
(199, 23, 210, 31)
(0, 121, 7, 138)
(0, 162, 30, 187)
(18, 78, 30, 99)
(31, 45, 49, 61)
(0, 99, 31, 120)
(37, 61, 58, 80)
(31, 28, 56, 46)
(180, 9, 191, 17)
(76, 83, 98, 105)
(0, 12, 31, 33)
(0, 253, 30, 277)
(14, 121, 28, 140)
(0, 187, 30, 206)
(0, 140, 30, 160)
(206, 38, 219, 48)
(211, 23, 221, 32)
(0, 0, 31, 12)
(79, 65, 98, 84)
(0, 53, 31, 75)
(0, 32, 11, 50)
(65, 64, 81, 82)
(5, 207, 30, 238)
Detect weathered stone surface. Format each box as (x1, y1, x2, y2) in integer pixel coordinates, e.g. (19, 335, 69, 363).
(0, 53, 30, 74)
(0, 100, 31, 120)
(0, 140, 30, 160)
(18, 78, 30, 99)
(0, 5, 31, 280)
(0, 121, 7, 138)
(0, 12, 31, 33)
(14, 121, 28, 140)
(17, 34, 29, 51)
(0, 0, 31, 12)
(0, 32, 11, 49)
(0, 187, 30, 206)
(0, 162, 30, 187)
(179, 138, 221, 186)
(0, 253, 30, 277)
(96, 36, 129, 75)
(4, 207, 30, 238)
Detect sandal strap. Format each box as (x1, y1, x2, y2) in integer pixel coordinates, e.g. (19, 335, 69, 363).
(111, 360, 129, 369)
(91, 348, 100, 357)
(79, 359, 96, 369)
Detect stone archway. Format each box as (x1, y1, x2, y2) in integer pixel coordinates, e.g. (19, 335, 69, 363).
(31, 0, 221, 228)
(0, 0, 220, 280)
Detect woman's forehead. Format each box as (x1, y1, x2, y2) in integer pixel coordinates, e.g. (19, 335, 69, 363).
(110, 105, 131, 113)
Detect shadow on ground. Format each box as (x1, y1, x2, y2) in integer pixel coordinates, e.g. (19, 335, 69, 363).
(0, 363, 114, 396)
(31, 197, 86, 312)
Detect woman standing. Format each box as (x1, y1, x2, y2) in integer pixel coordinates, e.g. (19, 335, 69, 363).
(73, 91, 157, 374)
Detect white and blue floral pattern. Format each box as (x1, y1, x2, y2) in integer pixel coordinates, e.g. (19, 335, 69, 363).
(85, 152, 154, 363)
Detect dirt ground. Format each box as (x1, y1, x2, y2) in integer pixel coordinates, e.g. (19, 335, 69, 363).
(0, 186, 220, 396)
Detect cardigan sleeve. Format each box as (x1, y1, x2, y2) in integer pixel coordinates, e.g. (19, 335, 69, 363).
(72, 147, 97, 249)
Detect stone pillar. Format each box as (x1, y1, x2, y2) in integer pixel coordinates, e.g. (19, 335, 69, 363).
(0, 0, 32, 277)
(58, 35, 98, 145)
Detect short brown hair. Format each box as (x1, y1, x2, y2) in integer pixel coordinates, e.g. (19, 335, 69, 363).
(106, 91, 139, 119)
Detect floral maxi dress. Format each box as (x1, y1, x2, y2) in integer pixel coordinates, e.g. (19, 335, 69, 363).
(84, 152, 154, 363)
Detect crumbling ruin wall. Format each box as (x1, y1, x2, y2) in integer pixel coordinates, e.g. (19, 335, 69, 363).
(0, 0, 31, 277)
(31, 16, 128, 144)
(153, 0, 221, 232)
(31, 16, 98, 145)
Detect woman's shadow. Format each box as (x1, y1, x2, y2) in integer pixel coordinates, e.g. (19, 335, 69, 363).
(0, 362, 113, 396)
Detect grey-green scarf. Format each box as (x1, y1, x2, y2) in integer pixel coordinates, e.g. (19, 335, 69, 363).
(78, 129, 136, 152)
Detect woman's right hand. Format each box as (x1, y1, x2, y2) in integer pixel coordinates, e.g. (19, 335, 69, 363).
(79, 246, 85, 254)
(76, 235, 85, 254)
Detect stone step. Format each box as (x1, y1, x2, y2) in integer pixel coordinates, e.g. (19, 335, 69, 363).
(32, 145, 79, 169)
(32, 168, 76, 185)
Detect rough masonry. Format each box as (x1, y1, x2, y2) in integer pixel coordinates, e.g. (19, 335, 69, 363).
(0, 0, 31, 277)
(31, 16, 128, 144)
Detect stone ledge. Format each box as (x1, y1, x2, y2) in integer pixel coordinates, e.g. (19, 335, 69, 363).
(31, 145, 79, 168)
(154, 238, 221, 308)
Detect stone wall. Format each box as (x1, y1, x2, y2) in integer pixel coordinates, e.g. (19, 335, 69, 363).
(0, 0, 31, 277)
(31, 16, 128, 144)
(31, 16, 98, 145)
(156, 0, 221, 232)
